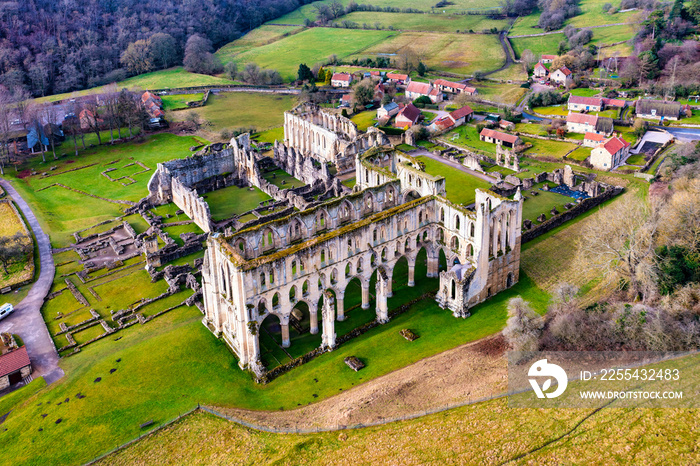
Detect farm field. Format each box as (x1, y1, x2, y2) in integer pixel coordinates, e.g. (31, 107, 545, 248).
(161, 93, 204, 110)
(487, 64, 528, 82)
(567, 146, 591, 161)
(336, 12, 509, 33)
(352, 32, 505, 76)
(215, 25, 304, 62)
(413, 155, 491, 205)
(170, 92, 297, 133)
(223, 28, 396, 81)
(473, 81, 528, 105)
(510, 33, 565, 59)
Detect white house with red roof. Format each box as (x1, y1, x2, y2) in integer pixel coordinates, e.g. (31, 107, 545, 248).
(583, 132, 606, 148)
(479, 128, 521, 148)
(430, 105, 473, 132)
(405, 81, 443, 103)
(541, 54, 557, 64)
(533, 62, 548, 79)
(395, 103, 422, 128)
(590, 135, 630, 170)
(550, 66, 573, 86)
(433, 79, 477, 95)
(386, 72, 409, 84)
(568, 95, 603, 112)
(331, 73, 353, 88)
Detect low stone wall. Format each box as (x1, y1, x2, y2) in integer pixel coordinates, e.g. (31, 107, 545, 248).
(521, 187, 622, 243)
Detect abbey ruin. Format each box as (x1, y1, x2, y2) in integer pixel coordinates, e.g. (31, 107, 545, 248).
(146, 104, 522, 378)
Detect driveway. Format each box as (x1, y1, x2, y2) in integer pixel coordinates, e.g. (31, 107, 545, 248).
(0, 179, 63, 386)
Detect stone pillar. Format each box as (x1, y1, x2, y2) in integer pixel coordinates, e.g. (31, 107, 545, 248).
(376, 273, 389, 324)
(408, 264, 415, 287)
(280, 315, 290, 348)
(321, 292, 336, 350)
(336, 294, 346, 321)
(361, 282, 370, 309)
(427, 255, 439, 278)
(385, 275, 393, 298)
(310, 305, 319, 334)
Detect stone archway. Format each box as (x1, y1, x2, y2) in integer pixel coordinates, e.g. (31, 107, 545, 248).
(258, 313, 283, 369)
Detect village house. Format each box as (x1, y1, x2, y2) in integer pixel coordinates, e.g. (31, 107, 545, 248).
(590, 135, 630, 170)
(602, 97, 626, 109)
(550, 67, 573, 86)
(568, 95, 603, 112)
(0, 336, 32, 390)
(430, 105, 473, 132)
(566, 113, 613, 136)
(541, 54, 557, 64)
(583, 132, 606, 148)
(385, 72, 409, 85)
(479, 128, 521, 148)
(377, 101, 400, 119)
(142, 91, 164, 119)
(499, 120, 515, 131)
(395, 103, 422, 127)
(405, 81, 443, 104)
(339, 94, 352, 107)
(331, 73, 353, 88)
(433, 79, 477, 95)
(533, 62, 548, 79)
(635, 99, 682, 121)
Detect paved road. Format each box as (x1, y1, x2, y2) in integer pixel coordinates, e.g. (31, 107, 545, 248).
(409, 149, 498, 184)
(0, 179, 63, 386)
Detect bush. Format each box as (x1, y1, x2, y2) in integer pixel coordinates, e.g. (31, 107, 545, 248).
(413, 95, 432, 105)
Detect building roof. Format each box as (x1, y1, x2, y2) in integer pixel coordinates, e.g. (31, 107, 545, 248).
(601, 136, 630, 155)
(534, 62, 547, 71)
(480, 128, 519, 144)
(635, 99, 681, 118)
(499, 119, 515, 128)
(0, 346, 30, 378)
(602, 98, 626, 108)
(429, 87, 440, 97)
(370, 71, 381, 76)
(381, 102, 399, 112)
(584, 132, 605, 142)
(386, 72, 408, 80)
(567, 113, 597, 125)
(434, 79, 466, 90)
(141, 91, 162, 104)
(556, 66, 572, 76)
(406, 81, 433, 95)
(332, 73, 352, 82)
(542, 54, 557, 60)
(341, 94, 352, 102)
(434, 117, 454, 131)
(595, 116, 614, 134)
(449, 105, 473, 120)
(569, 95, 602, 107)
(397, 103, 421, 123)
(464, 86, 477, 93)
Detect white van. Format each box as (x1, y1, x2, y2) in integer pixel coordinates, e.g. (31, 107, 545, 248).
(0, 303, 14, 321)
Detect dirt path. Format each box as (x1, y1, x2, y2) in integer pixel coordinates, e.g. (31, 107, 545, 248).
(213, 335, 507, 430)
(0, 179, 64, 386)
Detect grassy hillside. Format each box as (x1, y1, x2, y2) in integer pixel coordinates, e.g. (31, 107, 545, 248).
(337, 12, 509, 33)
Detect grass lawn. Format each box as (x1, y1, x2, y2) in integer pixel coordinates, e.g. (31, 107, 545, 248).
(203, 185, 272, 221)
(162, 223, 204, 247)
(5, 133, 200, 248)
(441, 125, 497, 155)
(511, 33, 565, 59)
(519, 182, 573, 225)
(336, 11, 509, 33)
(261, 168, 306, 189)
(350, 111, 378, 131)
(672, 109, 700, 125)
(470, 81, 528, 106)
(354, 32, 504, 76)
(625, 153, 646, 166)
(487, 64, 528, 82)
(161, 93, 203, 111)
(116, 67, 236, 90)
(569, 88, 601, 97)
(413, 155, 491, 205)
(342, 177, 356, 189)
(568, 0, 641, 27)
(421, 111, 438, 123)
(514, 122, 548, 137)
(215, 25, 305, 62)
(253, 126, 284, 144)
(522, 137, 577, 159)
(0, 265, 550, 465)
(171, 92, 297, 133)
(224, 28, 396, 81)
(567, 146, 591, 162)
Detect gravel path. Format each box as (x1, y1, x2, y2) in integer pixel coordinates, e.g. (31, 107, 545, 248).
(0, 179, 63, 386)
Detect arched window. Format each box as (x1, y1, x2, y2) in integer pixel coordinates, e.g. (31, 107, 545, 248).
(321, 249, 326, 263)
(272, 293, 280, 309)
(452, 236, 460, 250)
(289, 286, 297, 302)
(440, 208, 445, 222)
(451, 279, 456, 299)
(357, 257, 364, 272)
(381, 248, 387, 262)
(291, 260, 297, 275)
(419, 211, 423, 224)
(269, 270, 274, 284)
(345, 263, 351, 277)
(470, 223, 475, 237)
(260, 272, 266, 286)
(302, 280, 309, 296)
(455, 215, 461, 230)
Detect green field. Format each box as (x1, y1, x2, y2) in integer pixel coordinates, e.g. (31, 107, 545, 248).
(204, 185, 272, 221)
(520, 181, 573, 224)
(413, 155, 491, 205)
(253, 126, 285, 144)
(261, 168, 306, 189)
(350, 110, 378, 131)
(170, 92, 297, 132)
(116, 67, 236, 90)
(511, 33, 565, 59)
(522, 137, 577, 159)
(353, 32, 504, 76)
(567, 146, 591, 161)
(336, 12, 509, 33)
(473, 81, 528, 105)
(570, 88, 601, 97)
(222, 28, 396, 81)
(441, 125, 498, 155)
(161, 93, 204, 110)
(487, 64, 529, 82)
(216, 25, 305, 62)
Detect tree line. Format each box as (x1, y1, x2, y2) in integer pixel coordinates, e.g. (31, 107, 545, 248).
(0, 0, 316, 98)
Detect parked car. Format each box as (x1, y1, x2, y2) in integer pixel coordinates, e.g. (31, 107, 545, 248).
(0, 303, 14, 321)
(146, 117, 169, 129)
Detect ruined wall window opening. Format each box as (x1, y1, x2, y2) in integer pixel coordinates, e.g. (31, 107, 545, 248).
(260, 272, 266, 286)
(291, 261, 297, 275)
(470, 223, 475, 237)
(455, 215, 461, 230)
(440, 208, 445, 222)
(289, 286, 297, 302)
(302, 280, 309, 296)
(321, 249, 326, 263)
(451, 279, 456, 299)
(272, 293, 280, 309)
(269, 270, 274, 284)
(345, 263, 351, 277)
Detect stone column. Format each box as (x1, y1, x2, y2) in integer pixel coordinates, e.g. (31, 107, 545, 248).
(385, 275, 393, 298)
(280, 315, 290, 348)
(361, 282, 371, 309)
(336, 294, 346, 321)
(310, 305, 319, 334)
(427, 255, 439, 277)
(408, 264, 415, 287)
(376, 274, 389, 324)
(321, 292, 336, 349)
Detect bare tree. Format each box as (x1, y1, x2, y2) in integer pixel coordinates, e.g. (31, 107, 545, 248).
(103, 84, 121, 142)
(577, 195, 660, 300)
(397, 47, 420, 75)
(503, 297, 543, 353)
(83, 97, 103, 145)
(41, 104, 62, 160)
(0, 86, 13, 174)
